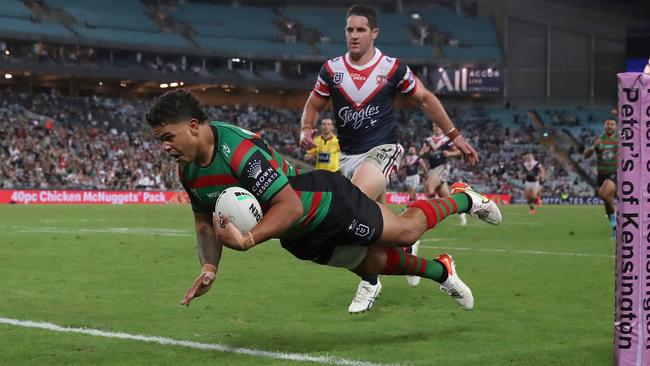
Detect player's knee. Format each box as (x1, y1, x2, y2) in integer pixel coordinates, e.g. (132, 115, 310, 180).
(400, 221, 422, 245)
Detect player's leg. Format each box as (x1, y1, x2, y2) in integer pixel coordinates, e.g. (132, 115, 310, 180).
(351, 161, 388, 201)
(525, 185, 536, 214)
(424, 172, 442, 197)
(598, 179, 616, 238)
(437, 179, 467, 226)
(351, 203, 483, 310)
(346, 144, 402, 312)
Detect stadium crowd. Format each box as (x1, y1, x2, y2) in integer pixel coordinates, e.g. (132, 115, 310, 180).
(0, 91, 599, 199)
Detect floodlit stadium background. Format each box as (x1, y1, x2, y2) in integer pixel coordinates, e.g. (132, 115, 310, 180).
(0, 0, 649, 365)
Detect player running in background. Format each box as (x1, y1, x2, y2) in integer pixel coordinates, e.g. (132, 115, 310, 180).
(583, 119, 618, 239)
(422, 125, 467, 225)
(521, 153, 545, 214)
(403, 145, 427, 203)
(299, 4, 479, 314)
(401, 144, 428, 287)
(304, 118, 340, 172)
(145, 89, 502, 311)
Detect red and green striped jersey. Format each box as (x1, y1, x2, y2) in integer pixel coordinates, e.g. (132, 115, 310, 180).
(180, 121, 332, 236)
(596, 133, 618, 174)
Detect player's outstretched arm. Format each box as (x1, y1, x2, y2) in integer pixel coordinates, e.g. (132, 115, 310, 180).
(215, 184, 304, 251)
(181, 212, 223, 306)
(300, 93, 328, 149)
(409, 77, 479, 165)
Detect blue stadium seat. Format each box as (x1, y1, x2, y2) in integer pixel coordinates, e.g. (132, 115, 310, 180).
(0, 16, 71, 38)
(0, 0, 33, 19)
(172, 3, 282, 40)
(71, 25, 190, 49)
(44, 0, 159, 32)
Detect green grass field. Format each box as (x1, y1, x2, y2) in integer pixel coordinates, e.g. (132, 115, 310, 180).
(0, 204, 614, 365)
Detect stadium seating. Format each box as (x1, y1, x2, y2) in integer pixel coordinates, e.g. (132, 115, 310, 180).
(0, 16, 71, 38)
(171, 3, 282, 40)
(0, 0, 33, 19)
(70, 26, 191, 50)
(44, 0, 159, 32)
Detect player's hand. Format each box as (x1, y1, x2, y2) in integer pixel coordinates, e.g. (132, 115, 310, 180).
(181, 265, 216, 306)
(452, 135, 479, 166)
(213, 214, 249, 251)
(299, 127, 317, 150)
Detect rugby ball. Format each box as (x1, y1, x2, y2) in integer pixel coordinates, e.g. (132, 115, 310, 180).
(214, 187, 263, 233)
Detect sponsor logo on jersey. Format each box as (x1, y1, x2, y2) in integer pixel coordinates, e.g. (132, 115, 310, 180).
(246, 160, 263, 179)
(333, 72, 344, 85)
(337, 105, 380, 129)
(350, 72, 366, 82)
(222, 144, 231, 156)
(242, 152, 282, 198)
(376, 74, 387, 85)
(250, 166, 279, 196)
(317, 153, 330, 163)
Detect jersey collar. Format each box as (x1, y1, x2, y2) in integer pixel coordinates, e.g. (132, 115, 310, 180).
(344, 48, 382, 71)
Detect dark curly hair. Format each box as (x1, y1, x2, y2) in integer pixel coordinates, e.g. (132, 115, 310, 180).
(145, 89, 208, 127)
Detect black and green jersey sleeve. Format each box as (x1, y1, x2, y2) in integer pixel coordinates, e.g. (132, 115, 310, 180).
(178, 121, 331, 238)
(179, 121, 299, 213)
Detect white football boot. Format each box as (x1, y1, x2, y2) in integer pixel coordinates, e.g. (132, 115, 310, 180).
(437, 253, 474, 310)
(405, 240, 422, 287)
(450, 182, 502, 225)
(348, 279, 382, 314)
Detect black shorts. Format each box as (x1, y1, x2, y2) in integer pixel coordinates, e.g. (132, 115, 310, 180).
(280, 171, 383, 265)
(597, 172, 617, 187)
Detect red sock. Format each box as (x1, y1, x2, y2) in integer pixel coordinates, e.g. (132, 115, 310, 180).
(407, 197, 460, 229)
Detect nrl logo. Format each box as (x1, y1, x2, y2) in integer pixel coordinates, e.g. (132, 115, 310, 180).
(222, 144, 230, 155)
(246, 160, 263, 179)
(376, 74, 387, 85)
(333, 72, 344, 85)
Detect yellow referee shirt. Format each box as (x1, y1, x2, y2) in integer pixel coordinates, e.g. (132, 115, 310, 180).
(308, 135, 340, 172)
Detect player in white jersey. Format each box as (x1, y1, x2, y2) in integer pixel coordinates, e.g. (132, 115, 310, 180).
(422, 125, 466, 225)
(299, 4, 479, 314)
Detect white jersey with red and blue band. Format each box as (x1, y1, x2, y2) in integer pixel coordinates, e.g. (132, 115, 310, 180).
(311, 48, 416, 154)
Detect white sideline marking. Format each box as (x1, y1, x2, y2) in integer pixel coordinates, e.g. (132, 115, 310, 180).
(0, 317, 395, 366)
(420, 244, 614, 259)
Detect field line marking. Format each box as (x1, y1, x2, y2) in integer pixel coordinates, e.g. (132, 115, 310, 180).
(0, 317, 395, 366)
(419, 243, 613, 258)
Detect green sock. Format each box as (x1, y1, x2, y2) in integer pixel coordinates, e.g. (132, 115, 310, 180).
(381, 247, 448, 283)
(408, 193, 470, 229)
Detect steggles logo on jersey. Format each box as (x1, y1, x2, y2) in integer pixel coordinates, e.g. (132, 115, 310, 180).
(337, 105, 380, 129)
(246, 160, 263, 179)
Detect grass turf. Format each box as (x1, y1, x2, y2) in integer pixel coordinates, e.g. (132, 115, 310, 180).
(0, 204, 614, 365)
